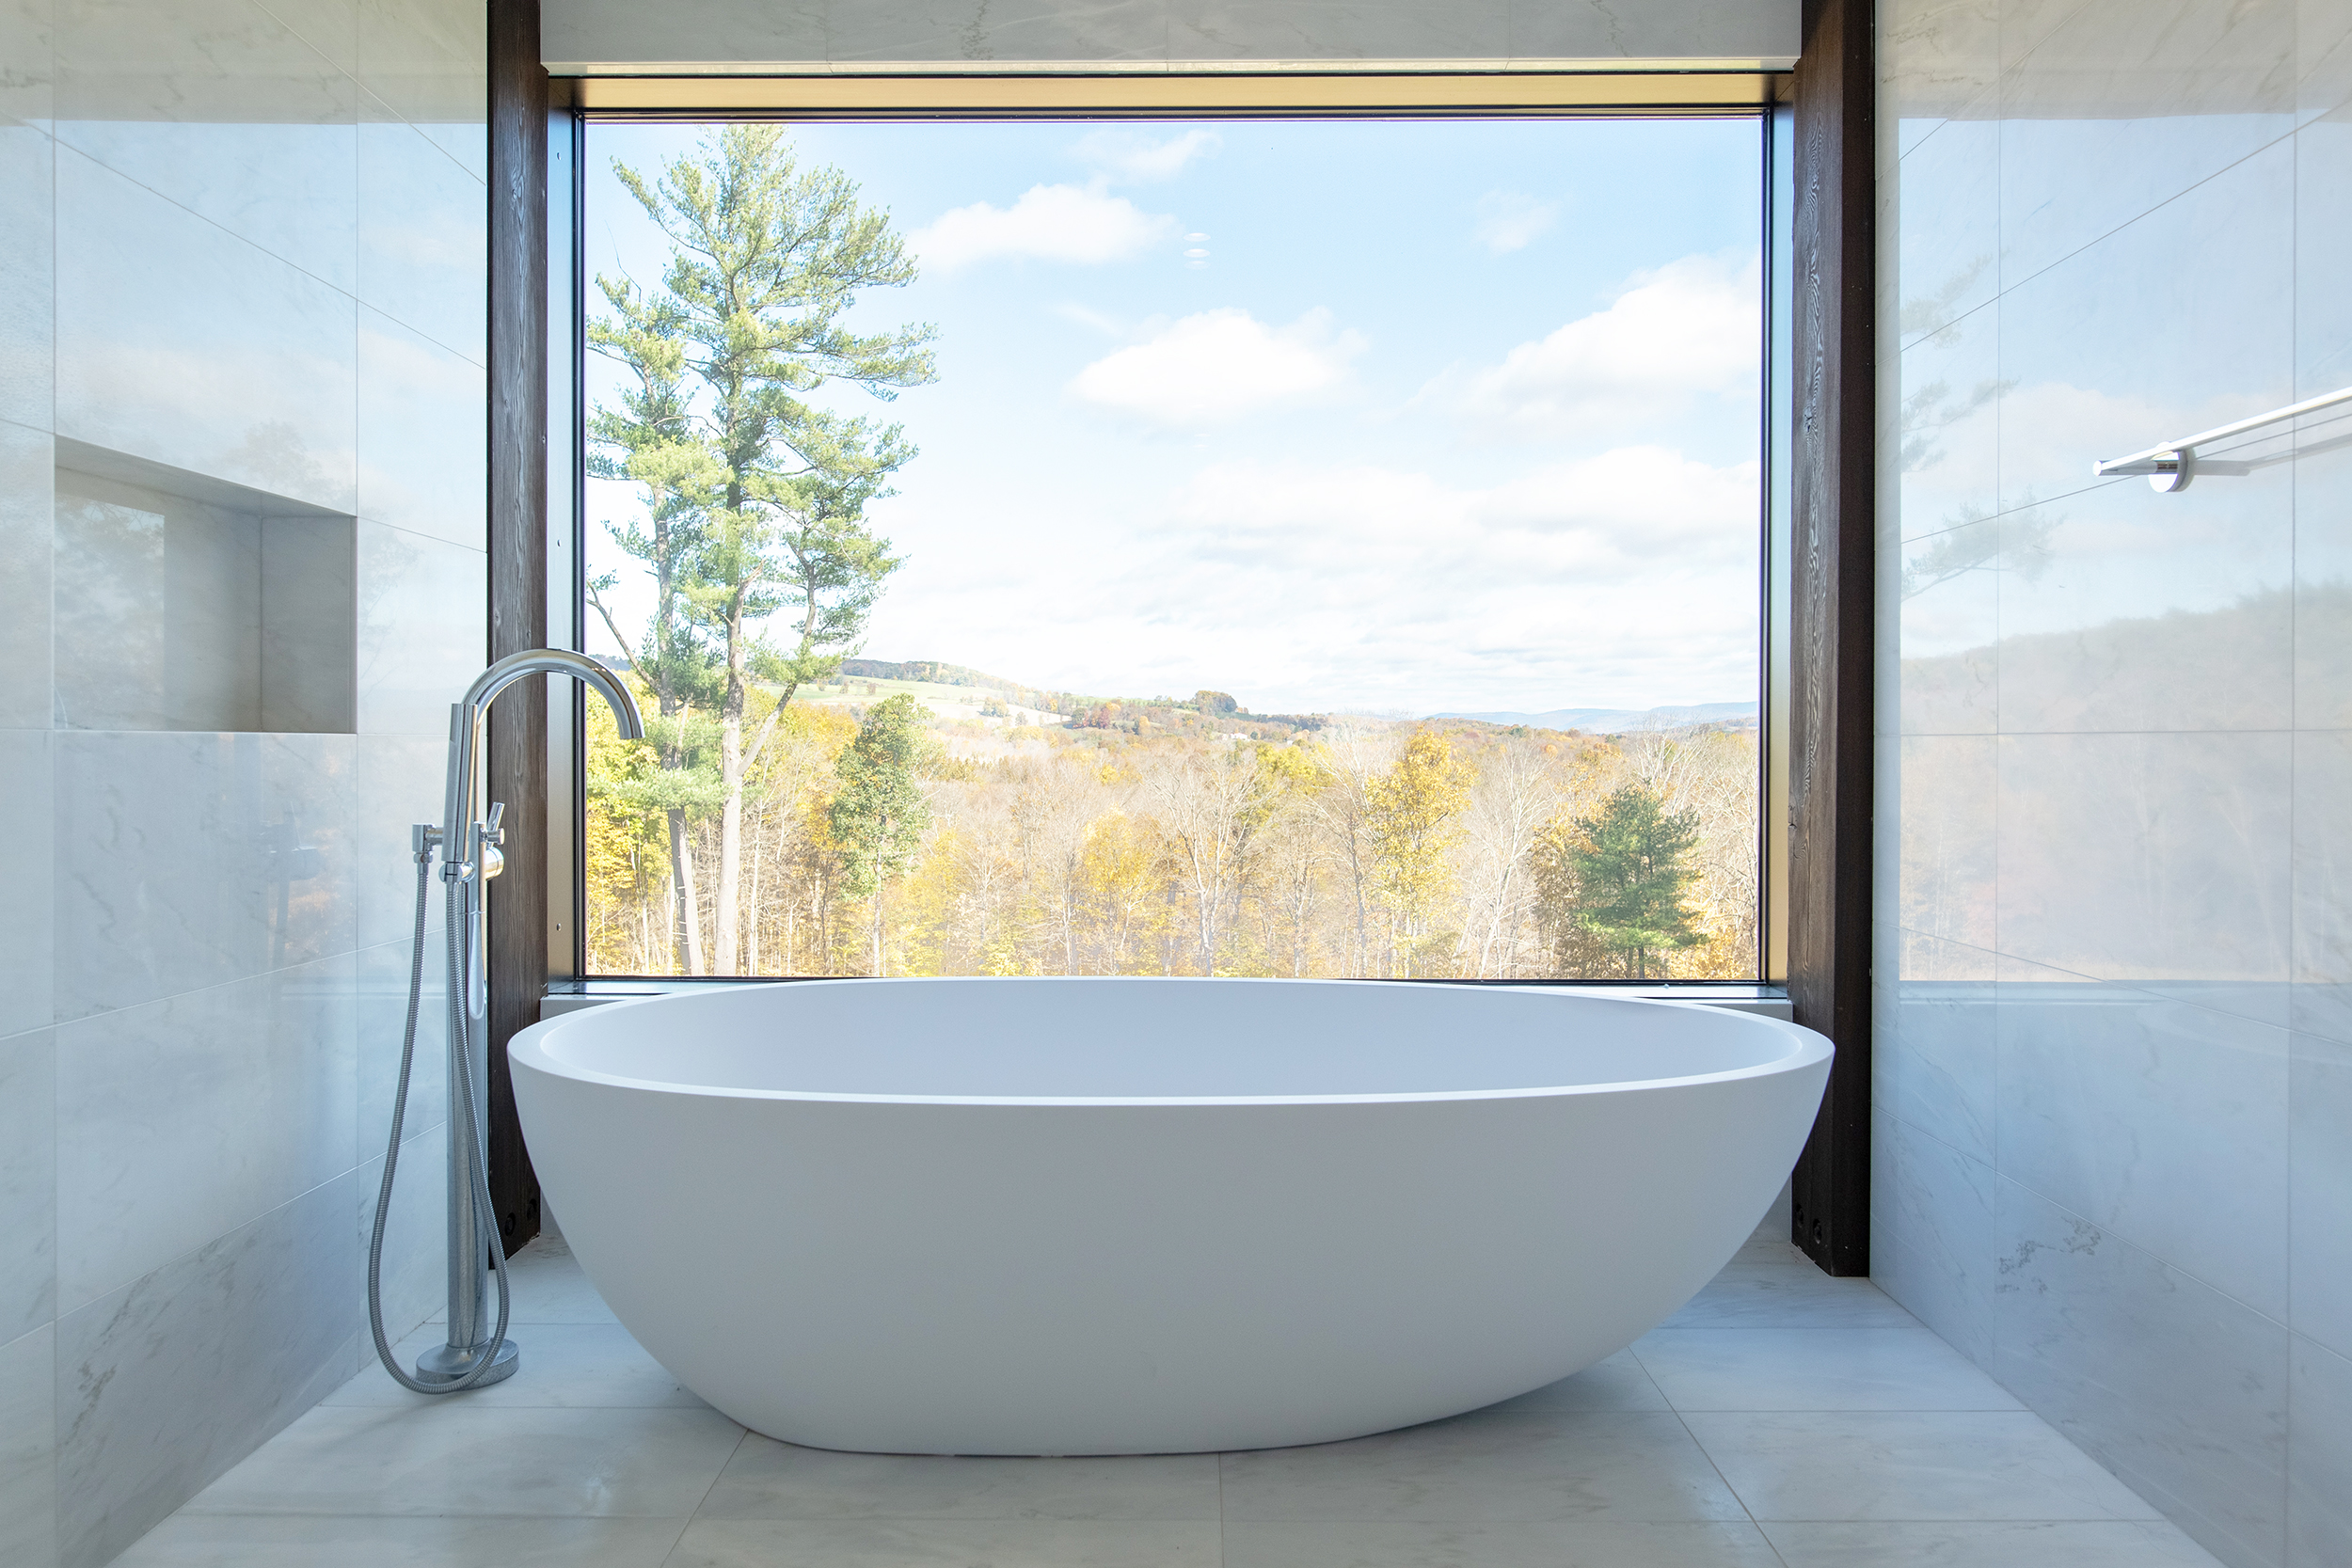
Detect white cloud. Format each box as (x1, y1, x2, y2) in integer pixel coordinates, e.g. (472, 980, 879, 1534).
(1168, 448, 1756, 584)
(912, 182, 1179, 273)
(1042, 448, 1763, 710)
(1470, 191, 1559, 254)
(1069, 308, 1367, 428)
(1073, 127, 1222, 182)
(1442, 253, 1761, 433)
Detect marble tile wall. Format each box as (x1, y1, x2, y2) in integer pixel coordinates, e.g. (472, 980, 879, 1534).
(1876, 1, 2352, 1564)
(539, 0, 1804, 71)
(0, 0, 486, 1562)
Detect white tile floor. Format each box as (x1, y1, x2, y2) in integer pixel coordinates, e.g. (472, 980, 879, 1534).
(111, 1222, 2226, 1567)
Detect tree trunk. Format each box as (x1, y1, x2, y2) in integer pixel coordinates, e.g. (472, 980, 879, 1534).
(667, 808, 706, 974)
(746, 801, 764, 974)
(714, 596, 749, 975)
(715, 721, 742, 973)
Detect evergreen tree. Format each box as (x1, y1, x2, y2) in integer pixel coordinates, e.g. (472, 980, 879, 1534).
(1569, 784, 1705, 979)
(591, 123, 935, 974)
(829, 695, 935, 975)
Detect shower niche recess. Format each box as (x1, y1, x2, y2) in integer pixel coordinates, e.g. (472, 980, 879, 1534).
(53, 437, 358, 734)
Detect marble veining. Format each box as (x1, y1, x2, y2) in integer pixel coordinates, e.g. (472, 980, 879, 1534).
(54, 729, 359, 1020)
(0, 0, 487, 1557)
(1870, 1106, 1998, 1369)
(1877, 0, 2349, 1560)
(1994, 975, 2290, 1317)
(56, 1173, 363, 1568)
(1992, 1179, 2289, 1567)
(1876, 958, 1997, 1164)
(54, 951, 360, 1313)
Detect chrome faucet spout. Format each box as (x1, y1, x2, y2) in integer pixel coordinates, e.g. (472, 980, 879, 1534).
(442, 649, 644, 860)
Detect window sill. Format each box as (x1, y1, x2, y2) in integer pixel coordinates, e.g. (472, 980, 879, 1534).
(542, 979, 1791, 1022)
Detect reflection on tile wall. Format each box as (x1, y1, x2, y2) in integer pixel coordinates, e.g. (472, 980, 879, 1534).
(0, 0, 486, 1562)
(1877, 1, 2352, 1565)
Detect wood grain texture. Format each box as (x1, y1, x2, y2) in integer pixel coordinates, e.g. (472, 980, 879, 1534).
(1786, 0, 1875, 1276)
(486, 0, 548, 1259)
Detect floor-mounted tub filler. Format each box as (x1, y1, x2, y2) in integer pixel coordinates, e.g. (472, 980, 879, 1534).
(510, 979, 1831, 1454)
(364, 649, 644, 1394)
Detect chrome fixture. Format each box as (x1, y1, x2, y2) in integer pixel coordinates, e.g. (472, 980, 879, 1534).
(366, 650, 644, 1393)
(2093, 384, 2352, 492)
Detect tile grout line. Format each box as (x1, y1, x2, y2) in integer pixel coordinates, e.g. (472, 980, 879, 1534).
(1215, 1437, 1228, 1567)
(1628, 1337, 1795, 1564)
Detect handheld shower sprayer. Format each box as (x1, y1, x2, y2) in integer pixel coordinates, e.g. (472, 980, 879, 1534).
(365, 650, 644, 1393)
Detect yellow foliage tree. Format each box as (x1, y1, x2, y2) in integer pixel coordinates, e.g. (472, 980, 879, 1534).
(583, 676, 672, 974)
(1364, 729, 1475, 974)
(1079, 810, 1172, 974)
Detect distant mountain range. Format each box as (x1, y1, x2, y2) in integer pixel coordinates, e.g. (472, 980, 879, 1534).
(603, 646, 1759, 739)
(1432, 702, 1758, 735)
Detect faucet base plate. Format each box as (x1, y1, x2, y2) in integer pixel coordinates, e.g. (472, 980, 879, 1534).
(414, 1337, 520, 1388)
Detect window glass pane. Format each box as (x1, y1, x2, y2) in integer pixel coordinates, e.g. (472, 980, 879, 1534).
(580, 116, 1763, 979)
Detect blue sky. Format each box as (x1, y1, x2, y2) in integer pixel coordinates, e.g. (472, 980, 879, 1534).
(583, 117, 1764, 716)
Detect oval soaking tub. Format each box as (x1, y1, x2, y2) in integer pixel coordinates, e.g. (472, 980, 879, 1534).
(509, 978, 1830, 1455)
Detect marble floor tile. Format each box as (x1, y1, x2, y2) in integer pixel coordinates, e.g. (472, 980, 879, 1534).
(662, 1516, 1221, 1567)
(1760, 1519, 2223, 1566)
(1660, 1263, 1922, 1329)
(1221, 1518, 1786, 1567)
(693, 1435, 1220, 1521)
(1631, 1326, 2024, 1411)
(179, 1404, 745, 1517)
(109, 1513, 691, 1567)
(326, 1323, 709, 1411)
(425, 1232, 619, 1326)
(1217, 1409, 1748, 1523)
(1730, 1234, 1812, 1268)
(118, 1239, 2230, 1568)
(1682, 1411, 2164, 1521)
(1474, 1349, 1669, 1414)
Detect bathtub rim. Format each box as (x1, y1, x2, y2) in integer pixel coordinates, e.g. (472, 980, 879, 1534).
(507, 977, 1833, 1110)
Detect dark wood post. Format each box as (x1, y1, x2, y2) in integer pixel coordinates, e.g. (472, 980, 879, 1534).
(485, 0, 548, 1257)
(1786, 0, 1877, 1276)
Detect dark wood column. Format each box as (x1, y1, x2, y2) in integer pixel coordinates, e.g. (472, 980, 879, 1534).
(1787, 0, 1877, 1277)
(485, 0, 548, 1257)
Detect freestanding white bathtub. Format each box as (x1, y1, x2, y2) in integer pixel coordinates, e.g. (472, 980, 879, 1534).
(509, 978, 1830, 1455)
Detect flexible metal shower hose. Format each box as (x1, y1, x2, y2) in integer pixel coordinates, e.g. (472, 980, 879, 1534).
(363, 850, 513, 1394)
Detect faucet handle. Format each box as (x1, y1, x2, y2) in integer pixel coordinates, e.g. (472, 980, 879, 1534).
(484, 800, 505, 847)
